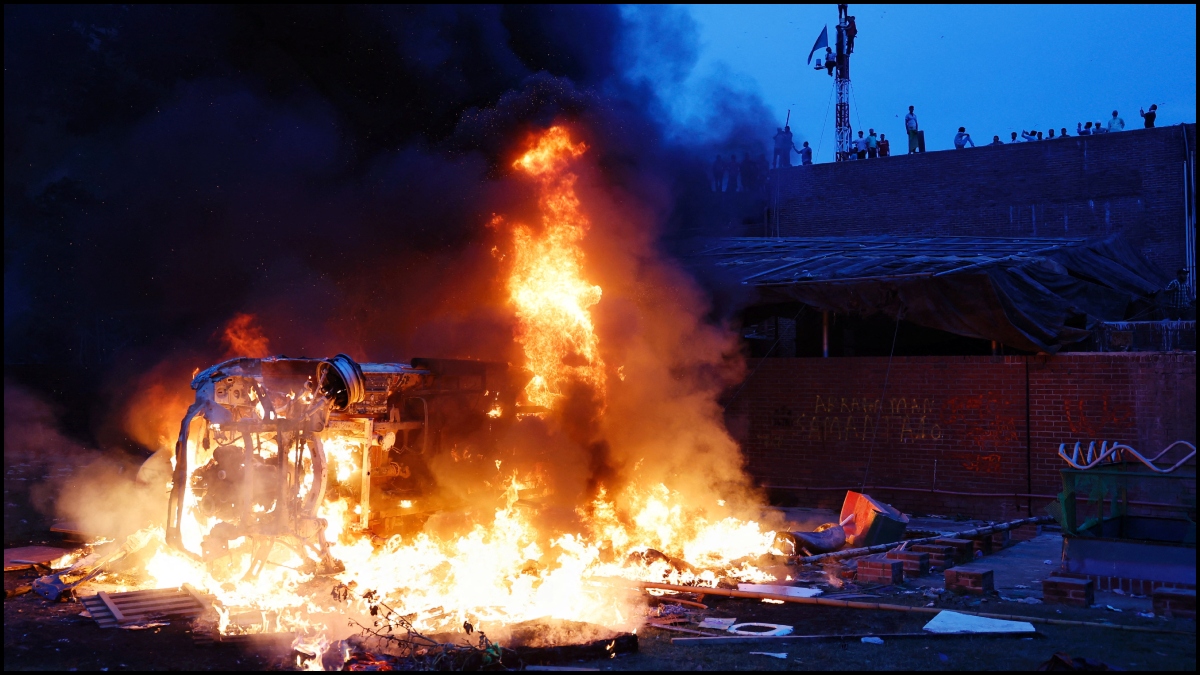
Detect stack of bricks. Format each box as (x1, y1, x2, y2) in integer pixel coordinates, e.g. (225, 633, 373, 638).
(1041, 576, 1094, 607)
(856, 557, 903, 585)
(970, 536, 992, 557)
(934, 538, 975, 564)
(990, 529, 1011, 551)
(1152, 588, 1196, 619)
(884, 550, 930, 578)
(911, 544, 955, 570)
(944, 567, 994, 595)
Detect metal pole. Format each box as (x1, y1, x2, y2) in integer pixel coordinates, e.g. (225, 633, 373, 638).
(834, 4, 851, 161)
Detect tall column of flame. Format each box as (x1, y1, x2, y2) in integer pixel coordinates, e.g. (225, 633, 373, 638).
(509, 127, 606, 409)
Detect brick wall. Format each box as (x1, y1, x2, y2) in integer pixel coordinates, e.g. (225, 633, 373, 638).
(772, 124, 1196, 275)
(726, 353, 1196, 519)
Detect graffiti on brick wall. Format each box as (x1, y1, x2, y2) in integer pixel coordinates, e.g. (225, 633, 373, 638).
(944, 393, 1021, 453)
(759, 395, 944, 444)
(1062, 394, 1133, 439)
(946, 451, 1003, 473)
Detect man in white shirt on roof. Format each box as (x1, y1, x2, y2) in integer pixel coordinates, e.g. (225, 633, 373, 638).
(905, 106, 919, 154)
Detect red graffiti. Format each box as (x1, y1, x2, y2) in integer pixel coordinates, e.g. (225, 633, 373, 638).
(944, 393, 1020, 452)
(946, 452, 1003, 473)
(1062, 395, 1133, 440)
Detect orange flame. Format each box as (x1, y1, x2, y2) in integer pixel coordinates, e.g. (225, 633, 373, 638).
(120, 126, 780, 662)
(509, 127, 605, 409)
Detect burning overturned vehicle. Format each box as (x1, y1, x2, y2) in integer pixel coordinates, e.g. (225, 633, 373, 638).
(20, 127, 796, 666)
(167, 354, 516, 579)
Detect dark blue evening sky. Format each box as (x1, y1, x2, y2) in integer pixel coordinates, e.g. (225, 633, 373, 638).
(633, 4, 1197, 161)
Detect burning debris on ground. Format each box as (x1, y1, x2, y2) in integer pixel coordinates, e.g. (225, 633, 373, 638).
(5, 3, 1196, 673)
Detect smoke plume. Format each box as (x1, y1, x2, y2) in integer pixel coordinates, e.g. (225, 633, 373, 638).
(4, 6, 779, 538)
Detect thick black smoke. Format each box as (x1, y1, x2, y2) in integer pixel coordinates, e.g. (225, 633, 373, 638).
(4, 5, 772, 448)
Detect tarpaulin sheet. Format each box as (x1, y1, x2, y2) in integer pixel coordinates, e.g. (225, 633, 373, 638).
(693, 235, 1168, 354)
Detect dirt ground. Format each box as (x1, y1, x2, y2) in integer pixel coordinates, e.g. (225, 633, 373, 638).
(4, 463, 1195, 671)
(4, 562, 1194, 671)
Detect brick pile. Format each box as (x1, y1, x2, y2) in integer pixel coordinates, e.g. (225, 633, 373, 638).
(910, 544, 955, 570)
(945, 567, 995, 595)
(1152, 588, 1196, 619)
(884, 550, 930, 578)
(1041, 576, 1095, 607)
(856, 557, 903, 585)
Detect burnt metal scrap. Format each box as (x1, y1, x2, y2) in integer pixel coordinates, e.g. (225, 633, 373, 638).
(167, 353, 515, 578)
(33, 528, 156, 602)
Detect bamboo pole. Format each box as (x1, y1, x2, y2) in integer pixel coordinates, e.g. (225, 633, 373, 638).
(796, 515, 1054, 564)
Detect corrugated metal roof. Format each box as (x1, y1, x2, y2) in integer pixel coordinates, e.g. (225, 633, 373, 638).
(696, 236, 1088, 285)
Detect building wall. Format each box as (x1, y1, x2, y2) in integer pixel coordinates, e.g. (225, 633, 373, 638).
(725, 353, 1196, 520)
(773, 124, 1196, 276)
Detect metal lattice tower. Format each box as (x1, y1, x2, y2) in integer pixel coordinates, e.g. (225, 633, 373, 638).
(834, 4, 852, 161)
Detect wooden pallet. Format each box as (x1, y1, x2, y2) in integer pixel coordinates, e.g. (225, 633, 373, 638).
(80, 584, 212, 628)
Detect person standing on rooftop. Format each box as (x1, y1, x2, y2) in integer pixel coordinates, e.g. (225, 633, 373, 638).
(1162, 269, 1193, 320)
(1022, 129, 1038, 142)
(1060, 127, 1069, 138)
(1010, 131, 1019, 143)
(1107, 110, 1125, 132)
(1047, 129, 1056, 140)
(878, 134, 890, 157)
(772, 128, 787, 168)
(782, 125, 799, 165)
(1140, 104, 1157, 128)
(867, 129, 879, 158)
(1078, 121, 1092, 136)
(799, 141, 813, 165)
(1093, 120, 1107, 134)
(990, 135, 1004, 146)
(905, 106, 919, 154)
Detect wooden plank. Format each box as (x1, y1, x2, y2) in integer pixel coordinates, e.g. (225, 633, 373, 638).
(116, 600, 201, 615)
(96, 592, 127, 624)
(98, 588, 174, 599)
(115, 593, 192, 608)
(646, 624, 724, 637)
(182, 583, 213, 612)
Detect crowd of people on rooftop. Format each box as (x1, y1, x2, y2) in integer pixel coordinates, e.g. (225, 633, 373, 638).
(971, 105, 1161, 148)
(710, 102, 1168, 189)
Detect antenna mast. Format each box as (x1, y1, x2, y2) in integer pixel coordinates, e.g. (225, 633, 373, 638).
(835, 4, 852, 161)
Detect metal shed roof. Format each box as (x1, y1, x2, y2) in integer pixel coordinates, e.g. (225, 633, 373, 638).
(695, 236, 1088, 286)
(687, 235, 1167, 353)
